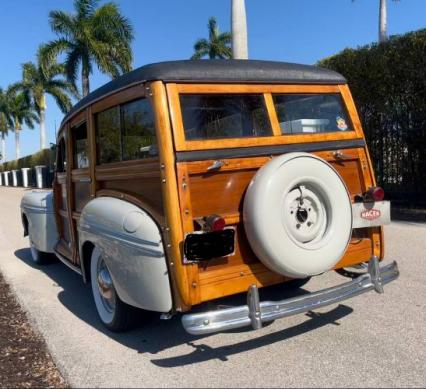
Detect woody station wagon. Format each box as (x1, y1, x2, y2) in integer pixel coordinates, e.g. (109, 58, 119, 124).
(20, 60, 399, 334)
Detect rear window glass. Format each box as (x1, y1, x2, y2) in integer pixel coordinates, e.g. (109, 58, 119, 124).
(272, 94, 353, 135)
(180, 94, 273, 140)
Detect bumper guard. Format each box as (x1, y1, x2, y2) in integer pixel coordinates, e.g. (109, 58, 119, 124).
(182, 256, 399, 335)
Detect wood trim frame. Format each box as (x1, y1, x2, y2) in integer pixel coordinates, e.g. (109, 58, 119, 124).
(338, 84, 385, 259)
(91, 84, 145, 115)
(150, 80, 196, 311)
(166, 83, 365, 151)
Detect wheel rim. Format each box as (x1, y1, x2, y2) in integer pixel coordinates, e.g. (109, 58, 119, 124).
(282, 183, 330, 249)
(96, 257, 116, 314)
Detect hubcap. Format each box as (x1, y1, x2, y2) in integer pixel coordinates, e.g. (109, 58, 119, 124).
(283, 184, 328, 246)
(96, 258, 116, 313)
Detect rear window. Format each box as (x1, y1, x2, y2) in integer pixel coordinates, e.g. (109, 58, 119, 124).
(272, 94, 353, 135)
(180, 94, 273, 140)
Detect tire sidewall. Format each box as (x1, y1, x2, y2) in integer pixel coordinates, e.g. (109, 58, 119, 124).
(90, 247, 115, 326)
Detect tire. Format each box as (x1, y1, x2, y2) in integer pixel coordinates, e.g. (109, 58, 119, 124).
(29, 240, 51, 265)
(243, 152, 352, 279)
(90, 247, 136, 332)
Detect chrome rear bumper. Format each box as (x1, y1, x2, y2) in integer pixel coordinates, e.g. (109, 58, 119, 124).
(182, 257, 399, 335)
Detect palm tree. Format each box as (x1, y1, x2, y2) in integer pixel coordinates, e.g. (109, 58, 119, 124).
(41, 0, 134, 97)
(231, 0, 248, 59)
(19, 47, 78, 150)
(353, 0, 399, 42)
(191, 17, 232, 60)
(0, 87, 13, 163)
(6, 87, 39, 159)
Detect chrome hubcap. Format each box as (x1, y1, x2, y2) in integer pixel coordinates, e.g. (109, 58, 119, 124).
(96, 258, 116, 312)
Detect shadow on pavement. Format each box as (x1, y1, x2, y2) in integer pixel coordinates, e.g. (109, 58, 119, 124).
(14, 247, 353, 367)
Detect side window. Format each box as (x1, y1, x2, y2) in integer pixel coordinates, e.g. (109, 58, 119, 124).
(96, 97, 157, 164)
(96, 106, 121, 164)
(56, 137, 66, 172)
(72, 122, 89, 169)
(122, 99, 157, 160)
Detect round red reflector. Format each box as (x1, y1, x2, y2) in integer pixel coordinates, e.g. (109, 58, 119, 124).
(371, 186, 385, 201)
(211, 217, 226, 231)
(205, 214, 226, 231)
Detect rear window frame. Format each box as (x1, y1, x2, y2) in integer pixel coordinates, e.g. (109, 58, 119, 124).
(166, 83, 364, 152)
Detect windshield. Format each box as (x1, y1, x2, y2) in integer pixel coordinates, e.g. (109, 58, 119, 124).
(272, 94, 353, 135)
(179, 94, 273, 140)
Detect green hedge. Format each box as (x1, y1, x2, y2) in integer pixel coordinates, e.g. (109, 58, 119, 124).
(0, 148, 55, 172)
(318, 29, 426, 206)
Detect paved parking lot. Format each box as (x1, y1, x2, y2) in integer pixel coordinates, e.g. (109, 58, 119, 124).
(0, 187, 425, 387)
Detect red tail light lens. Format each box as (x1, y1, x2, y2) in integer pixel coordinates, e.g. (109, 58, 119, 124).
(205, 214, 226, 231)
(365, 186, 385, 202)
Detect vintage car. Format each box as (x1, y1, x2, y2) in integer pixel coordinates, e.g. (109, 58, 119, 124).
(20, 60, 399, 334)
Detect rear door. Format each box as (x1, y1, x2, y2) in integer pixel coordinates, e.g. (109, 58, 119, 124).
(53, 129, 73, 260)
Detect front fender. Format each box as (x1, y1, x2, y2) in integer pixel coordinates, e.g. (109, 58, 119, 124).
(78, 197, 172, 313)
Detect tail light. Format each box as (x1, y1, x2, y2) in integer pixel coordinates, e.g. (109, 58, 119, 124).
(365, 186, 385, 202)
(205, 214, 226, 231)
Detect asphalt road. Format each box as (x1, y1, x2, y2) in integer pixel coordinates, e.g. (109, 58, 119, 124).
(0, 187, 425, 388)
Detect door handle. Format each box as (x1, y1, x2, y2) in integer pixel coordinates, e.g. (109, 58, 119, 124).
(207, 160, 224, 171)
(78, 177, 92, 183)
(333, 150, 353, 160)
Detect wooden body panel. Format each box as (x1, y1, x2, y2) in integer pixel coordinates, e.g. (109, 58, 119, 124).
(176, 148, 376, 304)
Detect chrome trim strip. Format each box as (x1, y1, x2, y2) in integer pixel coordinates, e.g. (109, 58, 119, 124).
(54, 251, 83, 275)
(182, 258, 399, 335)
(20, 205, 55, 214)
(78, 224, 164, 258)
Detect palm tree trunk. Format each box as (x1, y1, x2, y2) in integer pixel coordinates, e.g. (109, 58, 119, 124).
(231, 0, 248, 59)
(82, 66, 90, 97)
(379, 0, 388, 42)
(40, 94, 46, 150)
(1, 132, 6, 163)
(15, 127, 20, 159)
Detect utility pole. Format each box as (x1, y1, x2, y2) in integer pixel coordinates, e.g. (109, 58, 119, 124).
(231, 0, 248, 59)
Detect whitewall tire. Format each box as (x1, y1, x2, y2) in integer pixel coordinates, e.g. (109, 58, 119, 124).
(90, 247, 135, 331)
(243, 152, 352, 278)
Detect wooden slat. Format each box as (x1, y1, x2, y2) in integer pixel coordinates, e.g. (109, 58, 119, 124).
(150, 80, 196, 311)
(91, 84, 145, 114)
(264, 93, 282, 136)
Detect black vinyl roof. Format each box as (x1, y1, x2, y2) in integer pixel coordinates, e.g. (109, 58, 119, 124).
(63, 60, 346, 124)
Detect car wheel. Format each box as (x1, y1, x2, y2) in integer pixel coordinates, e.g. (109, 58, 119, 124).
(90, 247, 136, 332)
(29, 240, 50, 265)
(244, 152, 353, 279)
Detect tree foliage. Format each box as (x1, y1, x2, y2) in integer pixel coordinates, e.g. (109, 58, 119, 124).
(191, 17, 232, 60)
(41, 0, 134, 96)
(318, 29, 426, 206)
(20, 48, 79, 115)
(5, 87, 39, 131)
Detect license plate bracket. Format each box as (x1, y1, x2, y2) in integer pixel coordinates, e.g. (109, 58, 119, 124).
(352, 201, 391, 228)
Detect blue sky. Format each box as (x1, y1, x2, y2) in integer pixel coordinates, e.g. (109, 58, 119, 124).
(0, 0, 425, 160)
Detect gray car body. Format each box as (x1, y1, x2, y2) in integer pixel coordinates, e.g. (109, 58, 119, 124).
(21, 192, 172, 313)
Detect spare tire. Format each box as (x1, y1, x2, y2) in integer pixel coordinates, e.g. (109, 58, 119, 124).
(243, 152, 352, 279)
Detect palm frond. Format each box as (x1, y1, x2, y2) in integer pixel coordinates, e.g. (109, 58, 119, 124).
(92, 3, 134, 42)
(46, 86, 73, 113)
(39, 39, 73, 76)
(49, 10, 77, 38)
(75, 0, 99, 19)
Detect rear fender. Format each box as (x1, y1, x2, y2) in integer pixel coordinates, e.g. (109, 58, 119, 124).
(78, 197, 172, 313)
